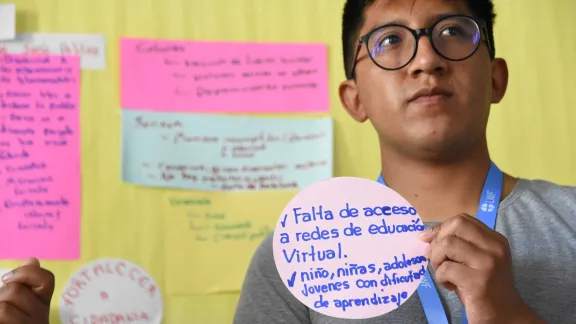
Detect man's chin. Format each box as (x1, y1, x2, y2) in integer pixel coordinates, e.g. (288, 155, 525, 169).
(401, 134, 476, 161)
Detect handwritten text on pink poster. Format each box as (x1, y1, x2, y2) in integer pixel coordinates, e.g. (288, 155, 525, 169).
(120, 38, 329, 113)
(0, 54, 80, 260)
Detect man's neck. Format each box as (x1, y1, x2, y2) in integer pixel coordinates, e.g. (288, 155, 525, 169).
(380, 143, 515, 222)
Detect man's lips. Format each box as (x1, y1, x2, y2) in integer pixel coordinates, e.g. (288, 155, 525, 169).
(408, 87, 454, 103)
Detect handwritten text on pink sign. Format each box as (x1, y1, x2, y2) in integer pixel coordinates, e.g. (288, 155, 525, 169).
(120, 38, 329, 113)
(0, 54, 80, 260)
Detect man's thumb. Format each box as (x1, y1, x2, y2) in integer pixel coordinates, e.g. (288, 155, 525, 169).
(21, 257, 41, 267)
(419, 224, 441, 243)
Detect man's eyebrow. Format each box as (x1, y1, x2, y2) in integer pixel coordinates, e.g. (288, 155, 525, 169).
(366, 12, 462, 32)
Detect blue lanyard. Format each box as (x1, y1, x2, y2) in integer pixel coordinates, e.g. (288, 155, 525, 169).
(376, 162, 503, 324)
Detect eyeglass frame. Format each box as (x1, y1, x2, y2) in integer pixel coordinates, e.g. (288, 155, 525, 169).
(347, 14, 493, 79)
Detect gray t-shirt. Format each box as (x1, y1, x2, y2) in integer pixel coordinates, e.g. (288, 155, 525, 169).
(234, 179, 576, 324)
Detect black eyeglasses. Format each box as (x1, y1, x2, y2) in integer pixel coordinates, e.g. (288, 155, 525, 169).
(347, 15, 492, 79)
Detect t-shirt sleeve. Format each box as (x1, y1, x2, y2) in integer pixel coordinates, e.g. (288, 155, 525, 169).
(233, 233, 312, 324)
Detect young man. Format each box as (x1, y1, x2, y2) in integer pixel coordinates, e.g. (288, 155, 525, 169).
(0, 258, 55, 324)
(234, 0, 576, 323)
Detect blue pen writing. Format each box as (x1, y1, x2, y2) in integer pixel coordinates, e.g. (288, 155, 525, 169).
(282, 242, 345, 263)
(293, 206, 334, 224)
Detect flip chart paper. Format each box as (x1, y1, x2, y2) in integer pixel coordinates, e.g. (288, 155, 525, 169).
(0, 33, 106, 69)
(0, 4, 15, 41)
(273, 177, 428, 319)
(164, 191, 294, 294)
(59, 258, 163, 324)
(0, 54, 81, 260)
(121, 110, 333, 192)
(120, 38, 329, 113)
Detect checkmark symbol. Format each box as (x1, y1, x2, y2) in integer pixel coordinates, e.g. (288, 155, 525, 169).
(280, 214, 288, 228)
(287, 271, 297, 288)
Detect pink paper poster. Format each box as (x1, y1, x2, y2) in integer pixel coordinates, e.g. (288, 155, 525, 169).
(273, 177, 428, 319)
(120, 38, 329, 113)
(0, 54, 81, 260)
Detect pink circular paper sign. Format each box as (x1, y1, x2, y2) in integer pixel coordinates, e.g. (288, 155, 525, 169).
(273, 177, 429, 319)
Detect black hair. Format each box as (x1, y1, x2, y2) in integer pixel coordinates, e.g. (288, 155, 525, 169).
(342, 0, 497, 78)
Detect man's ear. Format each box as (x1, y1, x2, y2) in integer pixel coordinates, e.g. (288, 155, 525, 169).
(339, 79, 368, 122)
(491, 58, 509, 104)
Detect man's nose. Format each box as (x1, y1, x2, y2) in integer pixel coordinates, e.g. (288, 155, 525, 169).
(407, 36, 448, 77)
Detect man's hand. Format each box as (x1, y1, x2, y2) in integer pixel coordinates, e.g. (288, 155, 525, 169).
(420, 214, 546, 324)
(0, 258, 55, 324)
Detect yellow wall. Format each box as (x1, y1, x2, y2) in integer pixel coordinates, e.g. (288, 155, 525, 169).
(1, 0, 575, 323)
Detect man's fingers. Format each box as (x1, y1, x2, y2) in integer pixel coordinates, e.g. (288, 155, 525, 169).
(0, 301, 29, 323)
(0, 282, 45, 317)
(419, 214, 490, 244)
(434, 260, 475, 295)
(1, 266, 55, 305)
(429, 235, 491, 271)
(422, 214, 504, 253)
(419, 223, 441, 243)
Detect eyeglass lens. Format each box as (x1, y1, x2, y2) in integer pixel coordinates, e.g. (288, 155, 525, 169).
(368, 16, 481, 70)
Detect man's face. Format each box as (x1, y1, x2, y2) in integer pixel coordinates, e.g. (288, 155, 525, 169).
(339, 0, 508, 159)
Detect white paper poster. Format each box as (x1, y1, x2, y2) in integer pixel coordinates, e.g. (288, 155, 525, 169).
(0, 33, 106, 69)
(59, 258, 163, 324)
(0, 4, 16, 41)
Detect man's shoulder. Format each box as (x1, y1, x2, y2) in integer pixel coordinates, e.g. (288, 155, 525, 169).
(515, 178, 576, 203)
(253, 232, 275, 260)
(520, 178, 576, 192)
(506, 178, 576, 225)
(235, 233, 315, 324)
(247, 233, 279, 277)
